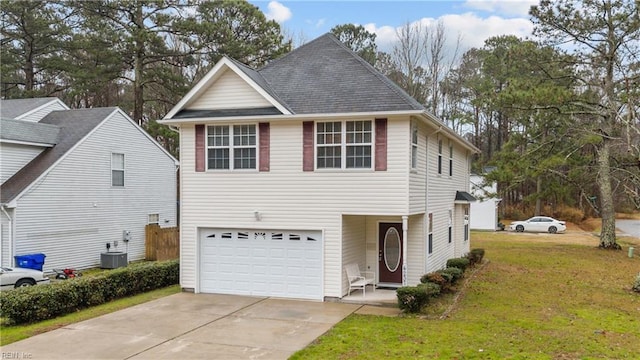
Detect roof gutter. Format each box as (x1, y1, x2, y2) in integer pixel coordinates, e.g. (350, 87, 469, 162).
(158, 110, 425, 125)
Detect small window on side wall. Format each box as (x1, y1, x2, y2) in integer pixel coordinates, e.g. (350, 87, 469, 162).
(148, 214, 159, 225)
(428, 213, 434, 254)
(111, 153, 124, 186)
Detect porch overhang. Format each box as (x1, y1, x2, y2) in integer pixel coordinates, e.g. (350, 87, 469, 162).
(455, 191, 477, 204)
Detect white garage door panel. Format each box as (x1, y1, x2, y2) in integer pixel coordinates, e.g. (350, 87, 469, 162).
(200, 229, 323, 300)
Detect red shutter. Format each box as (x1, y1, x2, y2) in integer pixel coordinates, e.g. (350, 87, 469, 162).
(303, 121, 314, 171)
(375, 118, 387, 171)
(259, 122, 270, 171)
(195, 124, 205, 172)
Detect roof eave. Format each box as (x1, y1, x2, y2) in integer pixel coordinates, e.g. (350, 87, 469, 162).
(0, 139, 55, 147)
(158, 110, 425, 125)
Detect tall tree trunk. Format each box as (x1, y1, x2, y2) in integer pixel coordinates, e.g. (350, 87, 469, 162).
(133, 2, 144, 124)
(597, 139, 619, 249)
(535, 175, 542, 216)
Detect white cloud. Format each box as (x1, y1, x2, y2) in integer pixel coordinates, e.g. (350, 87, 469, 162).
(463, 0, 538, 17)
(265, 1, 292, 23)
(365, 12, 533, 55)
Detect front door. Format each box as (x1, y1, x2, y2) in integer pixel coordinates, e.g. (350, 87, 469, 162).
(378, 223, 403, 284)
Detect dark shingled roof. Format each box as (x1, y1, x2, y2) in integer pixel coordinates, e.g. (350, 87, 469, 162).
(1, 108, 116, 204)
(1, 118, 60, 145)
(0, 97, 61, 119)
(226, 57, 292, 114)
(257, 33, 426, 114)
(174, 107, 281, 119)
(455, 191, 477, 202)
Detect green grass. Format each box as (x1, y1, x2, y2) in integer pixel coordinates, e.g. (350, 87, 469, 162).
(292, 232, 640, 359)
(0, 284, 180, 346)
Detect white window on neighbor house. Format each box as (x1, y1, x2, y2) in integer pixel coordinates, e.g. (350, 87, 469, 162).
(437, 137, 443, 175)
(449, 142, 453, 177)
(448, 209, 453, 244)
(428, 212, 434, 254)
(111, 153, 125, 187)
(316, 120, 372, 169)
(411, 123, 418, 169)
(206, 125, 256, 170)
(148, 214, 159, 225)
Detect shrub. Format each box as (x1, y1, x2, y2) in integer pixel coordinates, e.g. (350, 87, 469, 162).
(397, 283, 441, 313)
(0, 260, 179, 324)
(633, 273, 640, 293)
(440, 267, 464, 283)
(420, 272, 451, 291)
(466, 248, 485, 266)
(553, 206, 585, 224)
(446, 257, 470, 271)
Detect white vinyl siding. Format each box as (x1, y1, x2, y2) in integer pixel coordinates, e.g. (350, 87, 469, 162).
(341, 215, 367, 295)
(187, 69, 272, 110)
(11, 111, 177, 271)
(16, 100, 68, 122)
(0, 143, 46, 183)
(179, 118, 409, 297)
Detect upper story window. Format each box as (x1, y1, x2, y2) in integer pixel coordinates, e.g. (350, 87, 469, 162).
(449, 142, 453, 177)
(411, 123, 418, 169)
(207, 125, 256, 170)
(316, 120, 372, 169)
(437, 138, 443, 175)
(111, 153, 124, 186)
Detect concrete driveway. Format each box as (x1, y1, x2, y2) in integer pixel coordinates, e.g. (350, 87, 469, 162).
(1, 293, 365, 360)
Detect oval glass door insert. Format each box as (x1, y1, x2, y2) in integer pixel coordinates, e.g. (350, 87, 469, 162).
(384, 227, 401, 272)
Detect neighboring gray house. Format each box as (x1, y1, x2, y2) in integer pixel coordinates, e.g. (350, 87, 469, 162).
(0, 98, 179, 271)
(160, 34, 479, 300)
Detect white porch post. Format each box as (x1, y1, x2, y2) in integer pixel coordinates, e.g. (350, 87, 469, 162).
(402, 215, 408, 286)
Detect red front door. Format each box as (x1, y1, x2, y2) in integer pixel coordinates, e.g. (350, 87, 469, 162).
(378, 222, 403, 284)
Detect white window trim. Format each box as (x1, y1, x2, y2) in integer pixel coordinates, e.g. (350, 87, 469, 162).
(448, 141, 453, 177)
(411, 122, 418, 170)
(448, 209, 453, 244)
(437, 137, 443, 175)
(206, 124, 258, 171)
(315, 120, 374, 171)
(111, 152, 125, 187)
(148, 213, 160, 225)
(427, 212, 434, 255)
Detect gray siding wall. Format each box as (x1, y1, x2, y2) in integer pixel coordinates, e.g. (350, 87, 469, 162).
(0, 208, 14, 266)
(18, 101, 68, 122)
(1, 143, 45, 183)
(13, 111, 177, 271)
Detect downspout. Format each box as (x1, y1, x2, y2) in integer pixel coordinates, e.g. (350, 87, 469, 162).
(1, 205, 14, 267)
(402, 215, 408, 286)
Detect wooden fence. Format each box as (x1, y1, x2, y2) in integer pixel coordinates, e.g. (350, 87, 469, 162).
(145, 224, 179, 261)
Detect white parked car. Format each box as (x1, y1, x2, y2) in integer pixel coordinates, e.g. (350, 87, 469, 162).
(0, 267, 50, 290)
(509, 216, 567, 234)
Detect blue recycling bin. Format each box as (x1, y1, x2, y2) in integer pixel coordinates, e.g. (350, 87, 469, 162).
(14, 253, 46, 271)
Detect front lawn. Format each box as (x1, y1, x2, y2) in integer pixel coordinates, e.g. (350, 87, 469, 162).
(292, 231, 640, 359)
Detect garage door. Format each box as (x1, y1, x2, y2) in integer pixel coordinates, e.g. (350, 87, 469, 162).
(199, 228, 323, 300)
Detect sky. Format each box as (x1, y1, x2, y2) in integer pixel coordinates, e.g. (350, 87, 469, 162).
(248, 0, 538, 53)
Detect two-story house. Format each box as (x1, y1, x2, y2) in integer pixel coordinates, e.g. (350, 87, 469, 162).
(160, 33, 478, 300)
(1, 98, 178, 271)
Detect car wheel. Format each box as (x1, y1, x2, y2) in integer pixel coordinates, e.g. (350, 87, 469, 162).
(548, 226, 557, 234)
(516, 225, 524, 232)
(15, 278, 36, 288)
